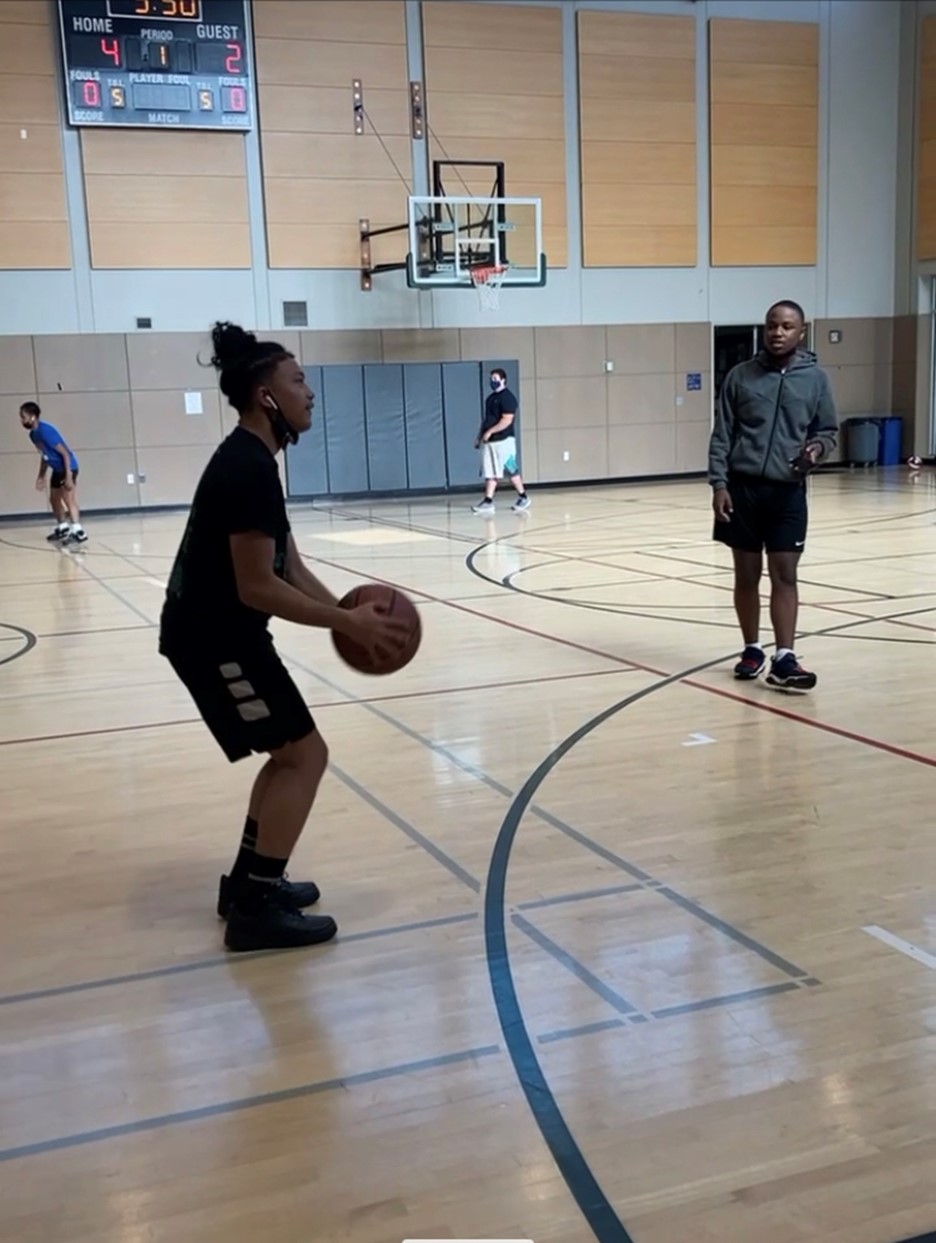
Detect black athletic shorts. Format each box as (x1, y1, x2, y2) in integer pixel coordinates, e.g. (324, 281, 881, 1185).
(713, 474, 808, 554)
(163, 633, 315, 763)
(50, 467, 78, 490)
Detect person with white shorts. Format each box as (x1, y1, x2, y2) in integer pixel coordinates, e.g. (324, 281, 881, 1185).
(472, 368, 529, 514)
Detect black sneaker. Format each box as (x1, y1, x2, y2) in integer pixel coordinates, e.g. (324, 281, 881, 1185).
(765, 652, 817, 693)
(65, 529, 88, 545)
(217, 872, 321, 919)
(46, 527, 70, 543)
(734, 645, 766, 680)
(224, 896, 337, 952)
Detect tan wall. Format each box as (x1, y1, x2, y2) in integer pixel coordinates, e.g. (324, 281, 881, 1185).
(423, 2, 566, 268)
(80, 131, 251, 269)
(0, 3, 70, 270)
(578, 11, 696, 268)
(254, 0, 412, 270)
(709, 18, 819, 267)
(0, 318, 903, 515)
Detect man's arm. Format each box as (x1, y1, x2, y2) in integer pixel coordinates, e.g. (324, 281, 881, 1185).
(805, 372, 838, 462)
(231, 531, 409, 656)
(284, 533, 338, 607)
(481, 412, 514, 442)
(53, 442, 75, 488)
(33, 447, 48, 489)
(481, 390, 518, 442)
(708, 376, 736, 491)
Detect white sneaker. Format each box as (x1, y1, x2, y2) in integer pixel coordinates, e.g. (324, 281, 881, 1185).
(511, 495, 531, 511)
(472, 499, 495, 514)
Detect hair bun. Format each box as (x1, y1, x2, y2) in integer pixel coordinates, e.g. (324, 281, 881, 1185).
(210, 321, 258, 373)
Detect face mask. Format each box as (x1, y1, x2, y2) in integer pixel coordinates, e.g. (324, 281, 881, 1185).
(490, 378, 499, 391)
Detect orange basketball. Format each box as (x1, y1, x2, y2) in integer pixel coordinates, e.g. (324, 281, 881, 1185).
(332, 583, 421, 675)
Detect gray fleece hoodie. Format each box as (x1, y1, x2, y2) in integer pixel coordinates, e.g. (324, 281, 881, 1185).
(708, 348, 838, 490)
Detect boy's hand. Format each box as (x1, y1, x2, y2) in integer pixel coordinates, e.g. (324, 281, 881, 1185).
(35, 477, 46, 492)
(713, 488, 733, 522)
(337, 601, 411, 661)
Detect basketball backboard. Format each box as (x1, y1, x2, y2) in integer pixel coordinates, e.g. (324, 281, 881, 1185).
(406, 194, 547, 290)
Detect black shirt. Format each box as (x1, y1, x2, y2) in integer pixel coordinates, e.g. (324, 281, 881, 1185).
(159, 426, 289, 651)
(482, 387, 518, 442)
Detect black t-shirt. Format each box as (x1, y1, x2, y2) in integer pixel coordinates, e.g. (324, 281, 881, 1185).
(159, 426, 289, 651)
(482, 387, 518, 442)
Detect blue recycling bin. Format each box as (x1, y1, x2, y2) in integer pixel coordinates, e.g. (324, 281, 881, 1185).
(874, 416, 903, 466)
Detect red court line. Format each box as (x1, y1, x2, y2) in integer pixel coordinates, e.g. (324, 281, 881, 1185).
(683, 677, 936, 769)
(308, 554, 936, 772)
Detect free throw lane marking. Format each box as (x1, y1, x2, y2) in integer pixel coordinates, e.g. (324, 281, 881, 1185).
(862, 925, 936, 970)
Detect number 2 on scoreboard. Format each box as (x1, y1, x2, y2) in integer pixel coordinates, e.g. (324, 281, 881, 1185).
(225, 42, 242, 74)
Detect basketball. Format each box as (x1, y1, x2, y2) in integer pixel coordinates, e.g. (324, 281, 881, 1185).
(332, 583, 421, 675)
(908, 455, 923, 469)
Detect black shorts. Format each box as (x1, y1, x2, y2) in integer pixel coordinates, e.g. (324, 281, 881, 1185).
(163, 634, 315, 763)
(713, 474, 808, 554)
(50, 467, 78, 490)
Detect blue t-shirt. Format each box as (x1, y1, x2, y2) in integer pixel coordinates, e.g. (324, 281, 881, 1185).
(29, 422, 78, 473)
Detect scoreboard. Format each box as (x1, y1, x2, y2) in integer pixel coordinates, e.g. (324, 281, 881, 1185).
(58, 0, 253, 131)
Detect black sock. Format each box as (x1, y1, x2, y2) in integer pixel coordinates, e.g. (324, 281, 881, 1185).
(242, 852, 288, 912)
(229, 816, 258, 884)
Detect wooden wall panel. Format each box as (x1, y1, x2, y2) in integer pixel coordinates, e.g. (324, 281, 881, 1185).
(578, 12, 696, 268)
(709, 19, 818, 266)
(917, 17, 936, 260)
(0, 4, 69, 269)
(81, 131, 250, 269)
(254, 0, 412, 269)
(423, 2, 566, 267)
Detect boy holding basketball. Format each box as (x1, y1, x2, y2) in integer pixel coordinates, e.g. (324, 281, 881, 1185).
(709, 300, 838, 692)
(159, 322, 409, 952)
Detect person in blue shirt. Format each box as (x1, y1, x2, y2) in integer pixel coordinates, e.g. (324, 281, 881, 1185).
(19, 402, 87, 544)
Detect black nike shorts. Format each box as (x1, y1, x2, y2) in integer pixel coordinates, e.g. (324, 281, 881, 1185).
(713, 474, 808, 554)
(163, 634, 315, 763)
(50, 467, 78, 490)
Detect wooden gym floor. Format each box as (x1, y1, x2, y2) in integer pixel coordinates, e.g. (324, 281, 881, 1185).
(1, 471, 935, 1243)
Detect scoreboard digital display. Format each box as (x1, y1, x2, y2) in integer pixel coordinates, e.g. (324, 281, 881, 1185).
(58, 0, 253, 130)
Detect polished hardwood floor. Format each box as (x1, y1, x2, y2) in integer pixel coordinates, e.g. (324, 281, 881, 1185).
(1, 470, 935, 1243)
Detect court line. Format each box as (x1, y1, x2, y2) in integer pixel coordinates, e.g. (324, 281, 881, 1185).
(0, 622, 36, 667)
(650, 981, 801, 1019)
(0, 668, 637, 749)
(331, 761, 480, 893)
(862, 925, 936, 970)
(0, 1044, 503, 1165)
(517, 883, 643, 910)
(0, 912, 480, 1008)
(537, 1018, 627, 1045)
(512, 913, 644, 1019)
(482, 637, 827, 1243)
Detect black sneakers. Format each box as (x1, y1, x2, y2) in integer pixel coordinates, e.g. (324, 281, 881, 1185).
(217, 872, 321, 919)
(734, 645, 767, 680)
(765, 652, 817, 693)
(224, 892, 337, 952)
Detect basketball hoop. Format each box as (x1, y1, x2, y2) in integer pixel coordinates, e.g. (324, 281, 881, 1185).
(470, 263, 508, 310)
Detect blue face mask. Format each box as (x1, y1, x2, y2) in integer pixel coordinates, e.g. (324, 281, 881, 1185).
(490, 378, 499, 390)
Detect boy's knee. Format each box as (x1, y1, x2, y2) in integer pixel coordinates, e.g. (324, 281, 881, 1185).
(274, 729, 328, 777)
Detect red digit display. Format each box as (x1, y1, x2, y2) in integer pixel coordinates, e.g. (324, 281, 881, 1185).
(225, 42, 242, 74)
(222, 86, 247, 113)
(100, 38, 121, 67)
(83, 80, 102, 107)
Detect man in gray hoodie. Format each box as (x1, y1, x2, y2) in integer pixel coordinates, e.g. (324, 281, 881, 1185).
(708, 300, 838, 692)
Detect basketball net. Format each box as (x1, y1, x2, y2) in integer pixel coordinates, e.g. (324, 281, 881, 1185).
(470, 263, 508, 311)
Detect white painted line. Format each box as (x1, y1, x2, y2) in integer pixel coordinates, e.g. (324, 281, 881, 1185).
(862, 924, 936, 970)
(683, 732, 716, 747)
(144, 577, 166, 589)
